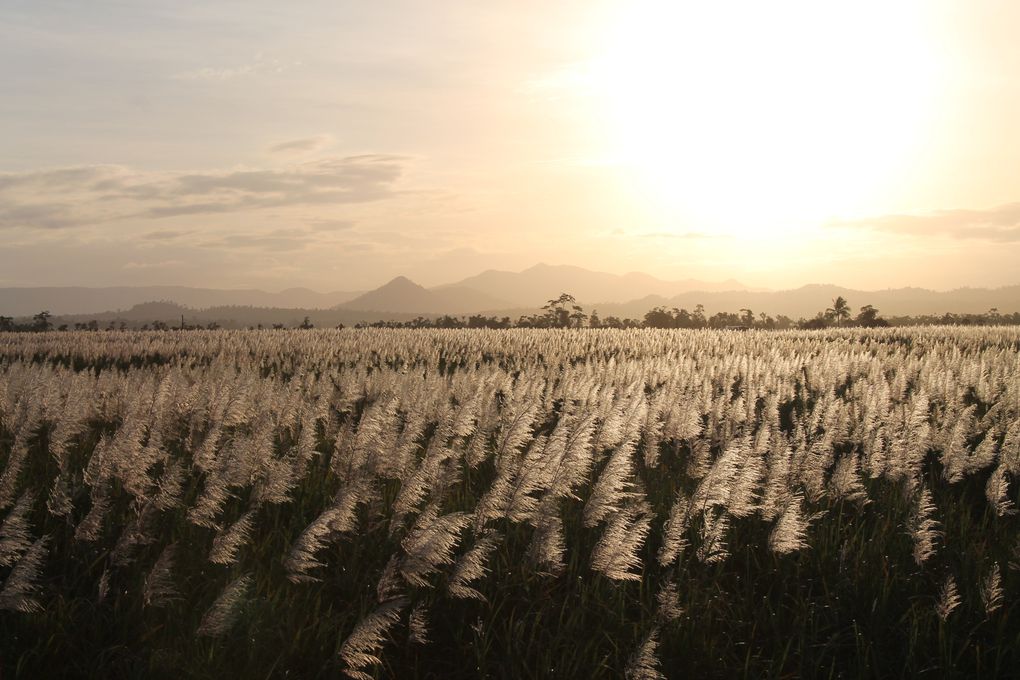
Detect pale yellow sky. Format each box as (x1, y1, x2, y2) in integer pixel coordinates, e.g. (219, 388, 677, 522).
(1, 0, 1019, 291)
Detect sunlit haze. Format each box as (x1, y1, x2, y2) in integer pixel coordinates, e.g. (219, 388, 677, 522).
(2, 0, 1019, 291)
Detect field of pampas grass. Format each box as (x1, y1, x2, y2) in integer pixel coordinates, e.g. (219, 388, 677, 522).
(2, 327, 1020, 678)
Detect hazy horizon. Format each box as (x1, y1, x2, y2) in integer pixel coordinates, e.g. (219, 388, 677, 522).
(3, 261, 1020, 296)
(3, 1, 1020, 291)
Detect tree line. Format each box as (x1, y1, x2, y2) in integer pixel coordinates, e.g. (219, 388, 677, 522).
(3, 294, 1018, 332)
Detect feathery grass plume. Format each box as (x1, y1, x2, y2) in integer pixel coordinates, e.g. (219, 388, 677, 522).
(985, 464, 1016, 517)
(591, 503, 652, 581)
(685, 438, 713, 480)
(502, 434, 561, 524)
(191, 424, 224, 475)
(408, 602, 429, 645)
(391, 458, 438, 533)
(400, 509, 470, 588)
(828, 454, 869, 504)
(448, 532, 501, 601)
(726, 443, 763, 518)
(0, 442, 29, 511)
(909, 486, 941, 566)
(123, 439, 165, 502)
(760, 439, 793, 521)
(941, 404, 977, 483)
(624, 626, 665, 680)
(769, 493, 811, 555)
(197, 574, 252, 638)
(187, 471, 234, 529)
(655, 577, 683, 622)
(391, 448, 456, 536)
(74, 488, 111, 543)
(981, 563, 1004, 615)
(0, 535, 49, 613)
(376, 554, 404, 603)
(696, 509, 731, 564)
(968, 430, 1000, 477)
(545, 412, 597, 502)
(97, 566, 110, 604)
(334, 397, 398, 482)
(450, 385, 483, 440)
(888, 390, 931, 485)
(799, 436, 833, 504)
(46, 468, 73, 518)
(526, 512, 567, 576)
(0, 490, 35, 567)
(153, 458, 187, 511)
(862, 428, 888, 480)
(690, 435, 748, 513)
(1001, 419, 1020, 474)
(641, 392, 667, 468)
(935, 575, 961, 622)
(285, 485, 364, 583)
(658, 489, 693, 567)
(339, 596, 408, 680)
(493, 399, 540, 464)
(144, 543, 181, 608)
(252, 456, 299, 506)
(468, 385, 538, 490)
(583, 440, 637, 528)
(209, 510, 256, 565)
(110, 502, 160, 567)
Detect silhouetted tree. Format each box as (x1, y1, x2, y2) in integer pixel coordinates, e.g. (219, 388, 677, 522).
(855, 304, 889, 328)
(693, 304, 707, 328)
(826, 297, 851, 327)
(33, 310, 52, 332)
(0, 315, 13, 332)
(643, 307, 676, 329)
(543, 293, 585, 328)
(801, 313, 831, 330)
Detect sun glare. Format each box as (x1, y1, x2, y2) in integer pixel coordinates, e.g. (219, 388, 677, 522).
(589, 0, 941, 237)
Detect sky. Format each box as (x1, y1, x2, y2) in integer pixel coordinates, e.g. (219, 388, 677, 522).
(2, 0, 1020, 292)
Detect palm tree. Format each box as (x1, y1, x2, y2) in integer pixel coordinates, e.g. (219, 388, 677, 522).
(826, 297, 851, 327)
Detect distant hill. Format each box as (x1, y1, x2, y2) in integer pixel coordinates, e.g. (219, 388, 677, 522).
(50, 301, 429, 329)
(338, 276, 510, 314)
(0, 286, 361, 317)
(3, 265, 1019, 323)
(436, 263, 748, 308)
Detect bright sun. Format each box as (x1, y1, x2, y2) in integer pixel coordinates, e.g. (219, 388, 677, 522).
(588, 0, 941, 237)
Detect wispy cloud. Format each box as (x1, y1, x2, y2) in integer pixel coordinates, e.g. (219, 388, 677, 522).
(199, 228, 319, 252)
(0, 155, 408, 229)
(142, 230, 192, 241)
(123, 259, 188, 270)
(173, 55, 300, 82)
(639, 231, 718, 240)
(307, 219, 355, 232)
(830, 203, 1020, 242)
(268, 135, 335, 155)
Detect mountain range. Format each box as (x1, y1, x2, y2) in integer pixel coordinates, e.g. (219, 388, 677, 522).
(2, 264, 1018, 323)
(0, 285, 361, 317)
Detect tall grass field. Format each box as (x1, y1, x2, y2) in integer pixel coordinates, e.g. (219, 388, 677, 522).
(2, 328, 1019, 678)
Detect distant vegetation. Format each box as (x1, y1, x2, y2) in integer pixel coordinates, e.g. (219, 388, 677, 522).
(4, 293, 1017, 332)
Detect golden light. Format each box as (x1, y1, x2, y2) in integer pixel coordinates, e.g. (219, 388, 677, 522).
(587, 0, 942, 237)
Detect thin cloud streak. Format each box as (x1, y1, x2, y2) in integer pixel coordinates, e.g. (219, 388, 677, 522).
(0, 155, 409, 229)
(830, 203, 1020, 242)
(268, 135, 335, 155)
